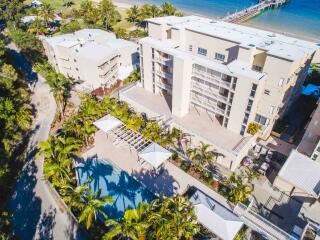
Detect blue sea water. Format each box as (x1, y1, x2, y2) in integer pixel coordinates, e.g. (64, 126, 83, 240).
(125, 0, 320, 41)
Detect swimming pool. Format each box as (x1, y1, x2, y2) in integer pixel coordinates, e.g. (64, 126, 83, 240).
(76, 158, 156, 220)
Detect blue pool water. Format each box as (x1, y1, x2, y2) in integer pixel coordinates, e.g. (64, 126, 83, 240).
(123, 0, 320, 41)
(76, 158, 156, 220)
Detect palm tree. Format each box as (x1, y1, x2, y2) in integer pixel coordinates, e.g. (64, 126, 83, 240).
(147, 196, 200, 239)
(37, 3, 55, 27)
(160, 2, 177, 16)
(79, 188, 113, 229)
(104, 204, 149, 240)
(27, 19, 47, 35)
(60, 183, 88, 212)
(225, 173, 253, 203)
(187, 142, 216, 172)
(80, 0, 99, 24)
(149, 4, 160, 18)
(114, 28, 128, 39)
(98, 0, 121, 30)
(126, 5, 140, 26)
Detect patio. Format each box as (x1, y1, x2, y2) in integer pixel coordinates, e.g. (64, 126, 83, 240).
(119, 84, 256, 171)
(82, 130, 233, 210)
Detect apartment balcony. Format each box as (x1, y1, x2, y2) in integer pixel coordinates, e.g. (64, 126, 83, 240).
(98, 58, 118, 71)
(192, 69, 231, 88)
(190, 95, 225, 115)
(191, 82, 228, 103)
(157, 81, 172, 90)
(156, 70, 173, 80)
(155, 57, 173, 67)
(99, 66, 118, 79)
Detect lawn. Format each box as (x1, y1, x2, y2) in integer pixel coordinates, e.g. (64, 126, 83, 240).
(25, 0, 83, 11)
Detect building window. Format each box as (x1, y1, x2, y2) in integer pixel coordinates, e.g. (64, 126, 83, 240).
(189, 45, 193, 51)
(252, 65, 263, 72)
(243, 113, 249, 124)
(264, 89, 271, 95)
(246, 99, 253, 112)
(74, 59, 76, 62)
(312, 154, 318, 161)
(255, 114, 269, 125)
(197, 47, 207, 56)
(250, 84, 257, 98)
(215, 53, 225, 61)
(240, 125, 246, 135)
(76, 67, 79, 71)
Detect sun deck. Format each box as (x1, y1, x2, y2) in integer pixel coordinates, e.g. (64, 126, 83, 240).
(82, 130, 233, 210)
(119, 84, 255, 170)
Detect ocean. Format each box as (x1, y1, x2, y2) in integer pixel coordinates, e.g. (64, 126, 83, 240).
(123, 0, 320, 41)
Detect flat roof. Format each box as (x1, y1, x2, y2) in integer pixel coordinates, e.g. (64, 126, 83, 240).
(140, 37, 266, 81)
(76, 42, 117, 62)
(278, 150, 320, 197)
(147, 16, 319, 61)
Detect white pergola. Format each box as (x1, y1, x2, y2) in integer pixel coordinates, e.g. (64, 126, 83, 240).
(94, 115, 172, 169)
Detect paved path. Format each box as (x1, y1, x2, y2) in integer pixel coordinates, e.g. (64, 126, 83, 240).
(7, 44, 84, 240)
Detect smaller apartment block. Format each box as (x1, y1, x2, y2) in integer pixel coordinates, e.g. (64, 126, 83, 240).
(139, 16, 319, 139)
(298, 101, 320, 162)
(42, 29, 139, 91)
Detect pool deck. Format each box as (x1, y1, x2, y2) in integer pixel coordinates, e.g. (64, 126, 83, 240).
(82, 130, 234, 211)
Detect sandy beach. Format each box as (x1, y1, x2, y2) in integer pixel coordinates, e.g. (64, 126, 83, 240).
(111, 0, 319, 43)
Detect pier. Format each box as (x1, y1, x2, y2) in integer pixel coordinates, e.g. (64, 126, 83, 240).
(222, 0, 288, 24)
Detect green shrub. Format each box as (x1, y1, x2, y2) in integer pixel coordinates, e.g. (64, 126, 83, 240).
(170, 150, 178, 161)
(247, 122, 261, 135)
(180, 162, 190, 172)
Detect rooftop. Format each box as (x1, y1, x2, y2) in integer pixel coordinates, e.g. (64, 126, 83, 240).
(140, 37, 266, 81)
(278, 150, 320, 197)
(188, 188, 243, 240)
(147, 16, 319, 61)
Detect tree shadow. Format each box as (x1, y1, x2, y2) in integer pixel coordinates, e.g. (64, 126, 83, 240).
(131, 168, 179, 198)
(37, 207, 56, 240)
(6, 48, 38, 85)
(9, 160, 42, 240)
(75, 156, 114, 191)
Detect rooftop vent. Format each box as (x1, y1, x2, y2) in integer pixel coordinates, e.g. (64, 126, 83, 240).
(248, 44, 255, 47)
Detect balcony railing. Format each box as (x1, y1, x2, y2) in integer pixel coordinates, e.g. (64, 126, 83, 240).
(155, 57, 173, 66)
(191, 83, 229, 103)
(157, 81, 172, 90)
(193, 69, 231, 88)
(156, 70, 173, 79)
(190, 95, 225, 115)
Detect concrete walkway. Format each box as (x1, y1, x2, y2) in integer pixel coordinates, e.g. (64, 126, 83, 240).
(7, 44, 84, 240)
(83, 130, 234, 211)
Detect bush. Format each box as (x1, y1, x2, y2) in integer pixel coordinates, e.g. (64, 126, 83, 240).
(59, 20, 81, 34)
(201, 170, 213, 185)
(247, 122, 261, 135)
(170, 150, 178, 161)
(180, 162, 190, 172)
(7, 28, 42, 52)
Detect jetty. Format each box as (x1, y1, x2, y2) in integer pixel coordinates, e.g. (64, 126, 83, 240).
(222, 0, 288, 24)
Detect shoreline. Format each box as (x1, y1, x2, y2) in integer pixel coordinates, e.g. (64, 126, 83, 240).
(112, 0, 319, 43)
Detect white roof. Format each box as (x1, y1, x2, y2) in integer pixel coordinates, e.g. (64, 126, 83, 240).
(147, 16, 319, 61)
(278, 150, 320, 197)
(189, 189, 243, 240)
(138, 143, 172, 168)
(93, 115, 123, 133)
(31, 0, 42, 6)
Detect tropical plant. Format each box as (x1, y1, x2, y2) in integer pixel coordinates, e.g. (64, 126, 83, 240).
(79, 188, 113, 229)
(225, 173, 253, 203)
(114, 28, 128, 39)
(37, 3, 55, 26)
(59, 183, 88, 212)
(80, 0, 99, 24)
(27, 19, 48, 36)
(104, 203, 150, 240)
(187, 142, 216, 172)
(147, 196, 200, 239)
(160, 2, 177, 16)
(126, 5, 140, 25)
(98, 0, 121, 30)
(247, 122, 261, 135)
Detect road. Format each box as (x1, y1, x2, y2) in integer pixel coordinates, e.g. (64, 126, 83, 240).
(7, 44, 84, 240)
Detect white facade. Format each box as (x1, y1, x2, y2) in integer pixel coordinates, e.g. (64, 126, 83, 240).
(139, 16, 319, 139)
(42, 29, 139, 91)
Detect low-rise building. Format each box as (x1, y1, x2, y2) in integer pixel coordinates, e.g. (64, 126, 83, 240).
(298, 100, 320, 162)
(42, 29, 139, 91)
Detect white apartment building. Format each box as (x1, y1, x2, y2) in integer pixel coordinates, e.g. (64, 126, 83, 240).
(138, 16, 319, 139)
(42, 29, 139, 91)
(298, 101, 320, 162)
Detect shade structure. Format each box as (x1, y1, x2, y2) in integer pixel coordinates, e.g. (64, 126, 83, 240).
(94, 115, 123, 133)
(194, 204, 243, 240)
(138, 143, 172, 169)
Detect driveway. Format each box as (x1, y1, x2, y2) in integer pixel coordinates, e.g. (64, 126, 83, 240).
(7, 44, 85, 240)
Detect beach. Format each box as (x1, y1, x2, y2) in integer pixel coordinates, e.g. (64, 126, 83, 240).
(112, 0, 320, 42)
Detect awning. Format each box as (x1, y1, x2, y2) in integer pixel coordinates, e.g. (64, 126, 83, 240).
(94, 115, 123, 133)
(138, 143, 172, 169)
